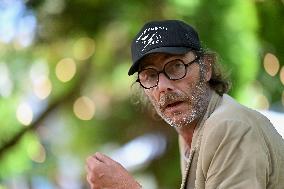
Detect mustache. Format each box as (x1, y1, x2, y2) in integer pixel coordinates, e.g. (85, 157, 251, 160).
(158, 91, 189, 110)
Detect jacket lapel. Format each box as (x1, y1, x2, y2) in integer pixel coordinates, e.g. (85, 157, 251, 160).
(180, 148, 196, 189)
(179, 91, 222, 189)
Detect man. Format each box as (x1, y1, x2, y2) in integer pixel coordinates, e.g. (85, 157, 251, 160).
(86, 20, 284, 189)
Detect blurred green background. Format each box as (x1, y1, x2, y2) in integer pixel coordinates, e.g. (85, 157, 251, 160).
(0, 0, 283, 188)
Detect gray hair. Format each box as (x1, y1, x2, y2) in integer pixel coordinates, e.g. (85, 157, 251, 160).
(202, 50, 231, 95)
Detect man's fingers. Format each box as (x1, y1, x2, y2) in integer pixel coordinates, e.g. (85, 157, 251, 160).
(86, 155, 102, 171)
(94, 152, 116, 165)
(86, 152, 117, 171)
(86, 174, 95, 188)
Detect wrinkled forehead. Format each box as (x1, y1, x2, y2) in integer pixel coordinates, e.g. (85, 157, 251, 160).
(139, 51, 196, 70)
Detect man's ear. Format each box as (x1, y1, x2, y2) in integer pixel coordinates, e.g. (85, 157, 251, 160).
(202, 54, 213, 82)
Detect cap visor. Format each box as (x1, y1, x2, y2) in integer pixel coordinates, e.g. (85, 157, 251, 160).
(128, 46, 191, 75)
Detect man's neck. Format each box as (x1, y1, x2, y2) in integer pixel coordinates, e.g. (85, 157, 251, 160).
(176, 119, 198, 149)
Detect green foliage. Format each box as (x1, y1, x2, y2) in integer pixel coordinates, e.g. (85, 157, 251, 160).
(0, 0, 283, 188)
(192, 0, 259, 103)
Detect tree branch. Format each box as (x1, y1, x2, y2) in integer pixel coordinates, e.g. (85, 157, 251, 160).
(0, 61, 92, 159)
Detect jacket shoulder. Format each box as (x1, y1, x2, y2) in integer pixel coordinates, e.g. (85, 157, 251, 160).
(202, 94, 270, 152)
(205, 94, 271, 131)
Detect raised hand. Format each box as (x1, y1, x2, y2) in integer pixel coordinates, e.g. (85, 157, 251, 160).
(86, 152, 142, 189)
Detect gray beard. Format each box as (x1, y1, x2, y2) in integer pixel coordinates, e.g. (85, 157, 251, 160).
(150, 80, 210, 128)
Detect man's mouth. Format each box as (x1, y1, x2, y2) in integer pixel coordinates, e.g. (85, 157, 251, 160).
(165, 101, 184, 109)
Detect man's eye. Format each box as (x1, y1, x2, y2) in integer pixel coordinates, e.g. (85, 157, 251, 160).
(173, 62, 183, 69)
(167, 61, 183, 72)
(148, 73, 156, 79)
(140, 70, 157, 81)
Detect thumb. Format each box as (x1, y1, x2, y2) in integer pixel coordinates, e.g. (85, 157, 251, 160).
(94, 152, 116, 165)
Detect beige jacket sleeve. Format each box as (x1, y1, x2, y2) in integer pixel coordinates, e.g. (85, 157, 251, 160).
(197, 119, 270, 189)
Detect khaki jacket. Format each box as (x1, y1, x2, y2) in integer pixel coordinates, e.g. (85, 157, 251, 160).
(179, 92, 284, 189)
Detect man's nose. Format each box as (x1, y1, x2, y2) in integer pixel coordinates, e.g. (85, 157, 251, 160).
(157, 73, 174, 93)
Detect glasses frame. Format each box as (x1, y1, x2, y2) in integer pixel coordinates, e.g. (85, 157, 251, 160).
(137, 51, 202, 89)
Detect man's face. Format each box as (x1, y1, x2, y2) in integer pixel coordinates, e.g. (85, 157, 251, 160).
(140, 51, 211, 128)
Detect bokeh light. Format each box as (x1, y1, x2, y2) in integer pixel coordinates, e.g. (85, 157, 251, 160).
(27, 141, 46, 163)
(30, 60, 50, 80)
(73, 96, 95, 120)
(256, 94, 270, 110)
(16, 102, 33, 126)
(280, 66, 284, 85)
(263, 53, 280, 76)
(30, 60, 52, 99)
(32, 76, 52, 99)
(55, 58, 76, 82)
(41, 0, 65, 15)
(73, 37, 95, 61)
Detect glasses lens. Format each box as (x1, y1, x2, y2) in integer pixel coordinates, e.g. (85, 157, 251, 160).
(139, 68, 158, 88)
(165, 60, 186, 80)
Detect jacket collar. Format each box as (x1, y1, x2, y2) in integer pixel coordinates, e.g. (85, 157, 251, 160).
(179, 90, 222, 189)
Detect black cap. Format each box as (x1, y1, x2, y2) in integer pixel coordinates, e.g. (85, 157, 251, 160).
(128, 20, 201, 75)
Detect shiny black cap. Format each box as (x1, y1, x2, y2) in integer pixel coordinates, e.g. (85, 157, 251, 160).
(128, 20, 201, 75)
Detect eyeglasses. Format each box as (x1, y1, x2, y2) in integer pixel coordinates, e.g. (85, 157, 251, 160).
(137, 54, 201, 89)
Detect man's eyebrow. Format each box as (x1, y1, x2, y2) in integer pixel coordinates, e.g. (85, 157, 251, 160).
(139, 53, 186, 71)
(139, 62, 155, 70)
(138, 57, 158, 70)
(141, 60, 154, 67)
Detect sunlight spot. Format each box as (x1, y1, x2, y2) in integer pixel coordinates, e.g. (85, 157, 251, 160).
(42, 0, 65, 15)
(73, 37, 95, 61)
(280, 66, 284, 85)
(30, 59, 49, 80)
(27, 141, 46, 163)
(255, 94, 269, 110)
(263, 53, 280, 76)
(33, 76, 52, 99)
(16, 102, 33, 126)
(55, 58, 76, 82)
(30, 60, 52, 99)
(73, 96, 95, 120)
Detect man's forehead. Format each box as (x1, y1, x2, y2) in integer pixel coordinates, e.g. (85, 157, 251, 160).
(140, 53, 182, 68)
(139, 51, 195, 69)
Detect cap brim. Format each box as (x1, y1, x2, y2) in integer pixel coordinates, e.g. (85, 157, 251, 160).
(128, 46, 191, 75)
